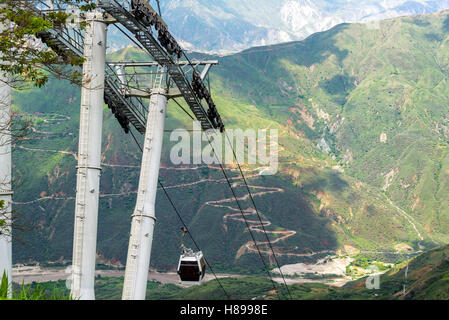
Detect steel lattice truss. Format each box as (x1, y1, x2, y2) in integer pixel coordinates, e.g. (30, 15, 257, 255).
(28, 0, 224, 134)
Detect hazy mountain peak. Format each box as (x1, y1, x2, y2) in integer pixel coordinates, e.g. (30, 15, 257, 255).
(109, 0, 449, 53)
(280, 0, 324, 32)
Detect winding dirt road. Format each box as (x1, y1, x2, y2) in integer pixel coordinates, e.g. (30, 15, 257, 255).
(15, 113, 333, 262)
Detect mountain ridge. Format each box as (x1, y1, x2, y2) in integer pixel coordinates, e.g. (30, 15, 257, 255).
(10, 10, 449, 274)
(127, 0, 449, 53)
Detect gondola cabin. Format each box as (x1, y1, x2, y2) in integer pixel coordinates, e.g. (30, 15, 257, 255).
(177, 250, 206, 285)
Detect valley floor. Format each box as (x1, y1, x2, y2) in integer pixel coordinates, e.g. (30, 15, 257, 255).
(12, 265, 351, 288)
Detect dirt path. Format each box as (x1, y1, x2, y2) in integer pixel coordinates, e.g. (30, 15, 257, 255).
(15, 126, 331, 260)
(16, 145, 78, 160)
(205, 182, 335, 258)
(14, 140, 329, 259)
(385, 196, 424, 242)
(11, 266, 240, 287)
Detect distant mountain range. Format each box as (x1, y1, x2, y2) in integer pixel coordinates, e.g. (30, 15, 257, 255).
(108, 0, 449, 53)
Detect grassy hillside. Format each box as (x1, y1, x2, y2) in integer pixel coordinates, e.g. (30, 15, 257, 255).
(212, 10, 449, 245)
(10, 10, 449, 274)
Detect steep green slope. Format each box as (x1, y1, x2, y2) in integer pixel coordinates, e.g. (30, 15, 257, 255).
(211, 10, 449, 245)
(340, 243, 449, 300)
(165, 243, 449, 300)
(21, 244, 449, 300)
(11, 11, 449, 274)
(135, 243, 449, 300)
(11, 78, 344, 271)
(11, 73, 417, 271)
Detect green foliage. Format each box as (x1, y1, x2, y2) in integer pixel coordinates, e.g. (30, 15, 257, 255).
(1, 272, 70, 300)
(0, 271, 9, 299)
(0, 199, 10, 237)
(19, 280, 71, 300)
(13, 282, 69, 300)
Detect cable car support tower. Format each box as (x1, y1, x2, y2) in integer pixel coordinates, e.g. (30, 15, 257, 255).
(108, 58, 219, 302)
(5, 0, 296, 301)
(9, 0, 223, 300)
(97, 0, 223, 300)
(27, 0, 223, 300)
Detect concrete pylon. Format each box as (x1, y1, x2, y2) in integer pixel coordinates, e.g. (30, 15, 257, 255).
(122, 89, 167, 300)
(0, 69, 12, 296)
(71, 10, 107, 300)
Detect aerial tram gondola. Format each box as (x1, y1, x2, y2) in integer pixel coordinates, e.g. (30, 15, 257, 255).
(177, 227, 206, 285)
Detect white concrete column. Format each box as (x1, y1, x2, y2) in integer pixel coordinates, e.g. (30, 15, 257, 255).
(71, 10, 107, 300)
(122, 90, 167, 300)
(0, 4, 12, 294)
(0, 70, 12, 295)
